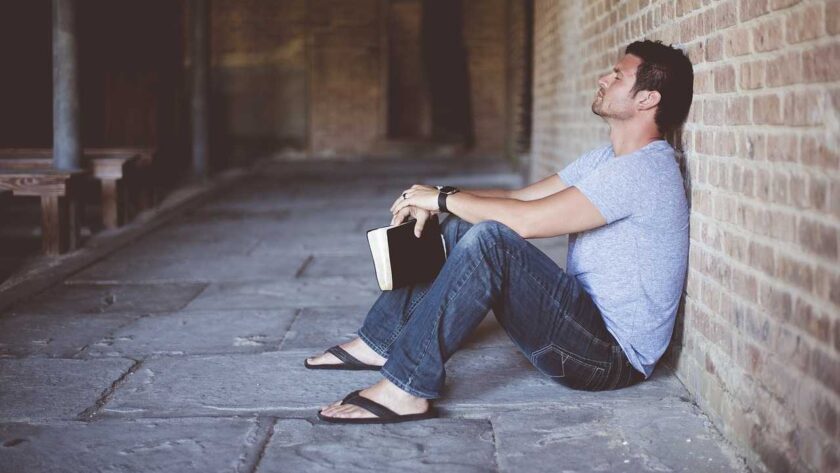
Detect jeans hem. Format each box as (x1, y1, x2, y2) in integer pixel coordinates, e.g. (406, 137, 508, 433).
(357, 329, 390, 359)
(380, 366, 440, 399)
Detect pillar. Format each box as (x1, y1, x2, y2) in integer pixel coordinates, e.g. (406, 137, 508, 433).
(190, 0, 210, 179)
(52, 0, 81, 171)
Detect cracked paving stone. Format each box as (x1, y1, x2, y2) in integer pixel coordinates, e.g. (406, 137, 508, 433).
(0, 312, 137, 358)
(8, 283, 207, 316)
(184, 277, 381, 310)
(87, 309, 297, 357)
(0, 417, 256, 473)
(492, 404, 744, 472)
(256, 418, 496, 473)
(0, 357, 135, 421)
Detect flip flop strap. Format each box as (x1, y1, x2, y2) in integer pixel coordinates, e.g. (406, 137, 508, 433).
(326, 346, 368, 368)
(341, 392, 398, 419)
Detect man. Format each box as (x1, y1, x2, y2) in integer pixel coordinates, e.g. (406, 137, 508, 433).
(307, 40, 694, 424)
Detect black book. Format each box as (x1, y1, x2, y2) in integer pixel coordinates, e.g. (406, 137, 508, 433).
(366, 214, 447, 291)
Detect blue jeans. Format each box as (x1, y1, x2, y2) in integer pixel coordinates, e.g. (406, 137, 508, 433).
(358, 215, 645, 399)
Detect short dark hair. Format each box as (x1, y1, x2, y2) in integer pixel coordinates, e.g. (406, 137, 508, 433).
(625, 40, 694, 133)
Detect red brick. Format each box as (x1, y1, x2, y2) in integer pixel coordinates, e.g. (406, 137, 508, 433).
(769, 211, 797, 242)
(807, 175, 829, 212)
(829, 180, 840, 220)
(800, 135, 840, 169)
(742, 132, 767, 161)
(731, 266, 758, 302)
(766, 134, 798, 163)
(803, 43, 840, 82)
(776, 253, 814, 293)
(724, 27, 752, 56)
(828, 0, 840, 35)
(714, 65, 736, 92)
(739, 60, 765, 89)
(766, 51, 802, 86)
(715, 0, 738, 29)
(749, 240, 776, 275)
(716, 130, 738, 156)
(704, 97, 725, 124)
(784, 89, 824, 126)
(705, 35, 724, 62)
(694, 69, 714, 94)
(809, 348, 840, 394)
(771, 170, 790, 204)
(753, 17, 784, 52)
(788, 172, 808, 208)
(752, 94, 782, 124)
(797, 217, 839, 259)
(740, 0, 770, 21)
(787, 3, 824, 43)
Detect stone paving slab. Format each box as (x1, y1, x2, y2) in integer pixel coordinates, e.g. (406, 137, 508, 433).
(279, 307, 369, 350)
(0, 312, 137, 358)
(70, 253, 307, 283)
(491, 404, 744, 472)
(0, 357, 135, 421)
(257, 418, 497, 473)
(298, 254, 378, 279)
(0, 417, 259, 473)
(102, 348, 683, 419)
(184, 277, 381, 310)
(8, 283, 207, 316)
(87, 309, 298, 357)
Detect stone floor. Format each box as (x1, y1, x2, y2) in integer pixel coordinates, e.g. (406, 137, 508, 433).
(0, 158, 746, 472)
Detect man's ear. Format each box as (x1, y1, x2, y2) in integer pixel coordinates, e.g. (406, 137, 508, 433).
(637, 90, 661, 111)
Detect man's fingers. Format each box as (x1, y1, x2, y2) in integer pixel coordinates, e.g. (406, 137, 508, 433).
(391, 206, 410, 226)
(390, 188, 413, 213)
(413, 212, 428, 238)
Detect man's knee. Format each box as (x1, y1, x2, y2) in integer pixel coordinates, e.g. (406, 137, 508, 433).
(460, 220, 518, 248)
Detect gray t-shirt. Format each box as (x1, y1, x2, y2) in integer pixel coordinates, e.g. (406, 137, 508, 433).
(558, 140, 689, 378)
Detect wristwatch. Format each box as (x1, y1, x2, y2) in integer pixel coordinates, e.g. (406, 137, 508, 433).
(436, 185, 460, 213)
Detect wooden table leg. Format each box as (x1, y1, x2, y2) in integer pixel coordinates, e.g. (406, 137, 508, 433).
(40, 195, 68, 255)
(100, 178, 121, 229)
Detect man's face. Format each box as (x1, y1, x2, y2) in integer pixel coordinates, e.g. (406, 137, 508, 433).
(591, 53, 642, 120)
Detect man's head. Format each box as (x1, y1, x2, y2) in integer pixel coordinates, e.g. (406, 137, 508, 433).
(592, 40, 694, 134)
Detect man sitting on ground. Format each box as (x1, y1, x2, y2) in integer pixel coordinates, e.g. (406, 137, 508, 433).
(307, 39, 694, 424)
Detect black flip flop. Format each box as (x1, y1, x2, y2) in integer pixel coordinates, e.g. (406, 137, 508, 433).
(317, 390, 439, 424)
(304, 346, 382, 371)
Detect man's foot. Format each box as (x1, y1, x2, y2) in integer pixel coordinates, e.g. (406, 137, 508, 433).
(319, 378, 430, 421)
(306, 337, 387, 368)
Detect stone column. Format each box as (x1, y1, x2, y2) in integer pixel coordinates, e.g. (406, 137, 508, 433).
(52, 0, 81, 170)
(190, 0, 210, 179)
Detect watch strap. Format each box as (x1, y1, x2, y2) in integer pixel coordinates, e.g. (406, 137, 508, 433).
(438, 192, 448, 213)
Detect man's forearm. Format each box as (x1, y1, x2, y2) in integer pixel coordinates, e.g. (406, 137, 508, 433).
(444, 192, 530, 237)
(461, 188, 516, 199)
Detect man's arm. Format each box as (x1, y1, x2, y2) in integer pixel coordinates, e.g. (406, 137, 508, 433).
(464, 174, 569, 201)
(445, 183, 605, 239)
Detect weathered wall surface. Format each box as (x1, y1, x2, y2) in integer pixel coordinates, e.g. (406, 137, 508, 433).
(211, 0, 517, 160)
(531, 1, 839, 472)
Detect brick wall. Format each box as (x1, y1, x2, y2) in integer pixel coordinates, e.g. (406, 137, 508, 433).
(531, 1, 839, 472)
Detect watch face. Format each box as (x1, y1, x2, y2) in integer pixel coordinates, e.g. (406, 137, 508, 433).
(440, 186, 459, 194)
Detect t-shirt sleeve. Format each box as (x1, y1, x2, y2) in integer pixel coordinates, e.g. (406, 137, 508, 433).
(557, 146, 608, 186)
(573, 157, 645, 224)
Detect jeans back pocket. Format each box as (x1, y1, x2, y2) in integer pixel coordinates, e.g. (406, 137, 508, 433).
(530, 343, 607, 391)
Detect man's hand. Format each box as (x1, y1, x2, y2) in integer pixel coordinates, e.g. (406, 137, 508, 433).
(391, 205, 439, 238)
(390, 184, 440, 216)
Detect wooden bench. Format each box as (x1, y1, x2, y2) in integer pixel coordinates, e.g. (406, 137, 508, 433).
(0, 169, 85, 255)
(0, 149, 142, 229)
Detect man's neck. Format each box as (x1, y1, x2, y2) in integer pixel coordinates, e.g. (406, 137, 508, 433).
(608, 123, 662, 157)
